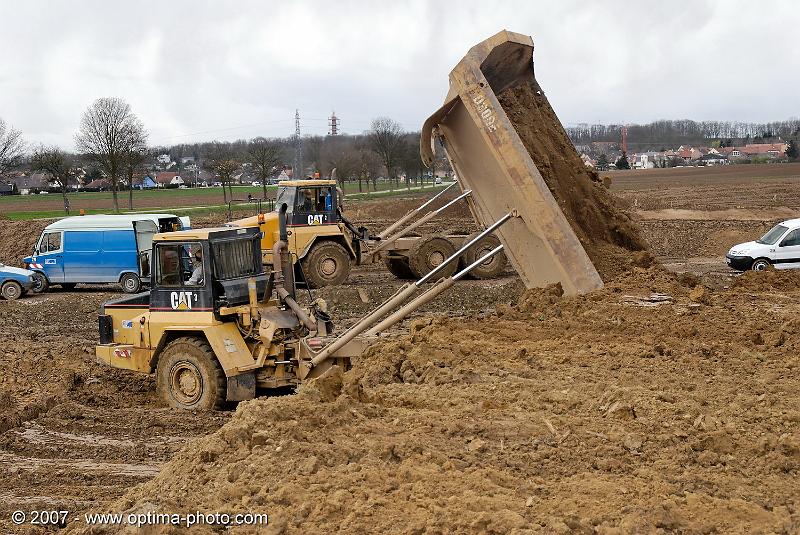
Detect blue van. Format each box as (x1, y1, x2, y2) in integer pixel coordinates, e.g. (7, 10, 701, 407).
(23, 214, 189, 293)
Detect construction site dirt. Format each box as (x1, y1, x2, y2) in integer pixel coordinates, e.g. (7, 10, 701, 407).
(1, 169, 799, 533)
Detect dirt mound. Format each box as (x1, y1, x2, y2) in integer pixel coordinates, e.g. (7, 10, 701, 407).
(733, 269, 800, 292)
(0, 219, 50, 265)
(498, 83, 647, 280)
(75, 267, 800, 534)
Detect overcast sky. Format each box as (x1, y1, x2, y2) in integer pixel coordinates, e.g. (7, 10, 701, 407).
(1, 0, 798, 149)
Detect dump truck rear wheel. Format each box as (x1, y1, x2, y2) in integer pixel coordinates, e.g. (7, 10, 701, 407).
(302, 241, 351, 288)
(384, 257, 415, 279)
(157, 337, 226, 411)
(30, 272, 48, 294)
(409, 235, 457, 279)
(1, 281, 23, 300)
(461, 233, 507, 279)
(120, 272, 141, 293)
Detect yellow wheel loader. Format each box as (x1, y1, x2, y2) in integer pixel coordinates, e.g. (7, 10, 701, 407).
(95, 30, 604, 409)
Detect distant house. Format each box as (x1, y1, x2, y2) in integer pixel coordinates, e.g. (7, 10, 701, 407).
(276, 169, 292, 182)
(134, 175, 158, 189)
(155, 172, 184, 187)
(157, 154, 172, 165)
(9, 173, 49, 194)
(741, 143, 787, 158)
(85, 178, 111, 190)
(697, 153, 729, 166)
(0, 183, 14, 196)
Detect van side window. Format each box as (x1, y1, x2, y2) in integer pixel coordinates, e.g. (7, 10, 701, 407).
(781, 229, 800, 247)
(40, 232, 62, 253)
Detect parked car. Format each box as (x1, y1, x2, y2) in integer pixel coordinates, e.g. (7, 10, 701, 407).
(252, 181, 262, 187)
(0, 262, 35, 300)
(23, 213, 190, 294)
(726, 218, 800, 271)
(212, 181, 223, 187)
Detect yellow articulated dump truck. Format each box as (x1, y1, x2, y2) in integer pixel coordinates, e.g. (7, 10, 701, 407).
(96, 30, 603, 410)
(230, 179, 508, 288)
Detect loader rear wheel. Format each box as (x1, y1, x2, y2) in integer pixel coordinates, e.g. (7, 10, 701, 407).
(384, 257, 415, 279)
(409, 235, 457, 279)
(302, 241, 351, 288)
(30, 272, 49, 294)
(461, 233, 507, 279)
(157, 337, 226, 411)
(1, 281, 23, 300)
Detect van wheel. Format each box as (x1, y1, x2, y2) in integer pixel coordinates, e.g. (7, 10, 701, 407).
(157, 337, 226, 411)
(751, 259, 772, 271)
(121, 273, 141, 293)
(30, 272, 49, 294)
(1, 281, 23, 300)
(302, 241, 351, 288)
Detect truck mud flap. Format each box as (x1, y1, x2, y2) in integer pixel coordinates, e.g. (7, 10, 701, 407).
(226, 372, 256, 402)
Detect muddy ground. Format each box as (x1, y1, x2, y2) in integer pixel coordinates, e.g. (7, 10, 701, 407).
(1, 169, 799, 533)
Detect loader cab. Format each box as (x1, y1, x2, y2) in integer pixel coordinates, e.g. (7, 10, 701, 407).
(149, 227, 267, 313)
(275, 180, 339, 227)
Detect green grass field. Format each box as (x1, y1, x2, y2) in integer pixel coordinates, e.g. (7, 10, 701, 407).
(0, 181, 447, 220)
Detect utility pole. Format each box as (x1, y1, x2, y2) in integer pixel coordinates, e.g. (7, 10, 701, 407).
(294, 109, 303, 179)
(328, 111, 340, 136)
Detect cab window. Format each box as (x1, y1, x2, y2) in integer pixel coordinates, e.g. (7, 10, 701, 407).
(296, 187, 333, 213)
(780, 229, 800, 247)
(39, 231, 62, 253)
(156, 242, 202, 286)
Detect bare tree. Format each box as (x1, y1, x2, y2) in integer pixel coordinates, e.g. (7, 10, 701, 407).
(31, 146, 76, 214)
(123, 137, 149, 210)
(368, 117, 404, 190)
(75, 98, 147, 212)
(320, 136, 359, 191)
(0, 118, 26, 177)
(208, 143, 239, 203)
(248, 137, 283, 200)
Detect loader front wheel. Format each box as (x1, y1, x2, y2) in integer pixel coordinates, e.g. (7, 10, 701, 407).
(461, 233, 507, 279)
(157, 337, 226, 411)
(1, 281, 23, 300)
(408, 235, 457, 279)
(302, 241, 351, 288)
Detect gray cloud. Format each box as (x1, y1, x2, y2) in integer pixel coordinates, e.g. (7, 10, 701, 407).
(1, 0, 798, 149)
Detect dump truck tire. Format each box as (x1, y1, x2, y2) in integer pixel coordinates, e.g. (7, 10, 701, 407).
(461, 233, 507, 279)
(302, 241, 351, 288)
(121, 272, 142, 293)
(384, 257, 416, 279)
(409, 235, 457, 279)
(157, 337, 226, 411)
(1, 281, 23, 300)
(30, 272, 48, 294)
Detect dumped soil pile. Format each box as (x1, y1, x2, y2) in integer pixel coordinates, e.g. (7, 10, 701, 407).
(0, 219, 49, 265)
(81, 267, 800, 534)
(498, 83, 647, 279)
(733, 268, 800, 292)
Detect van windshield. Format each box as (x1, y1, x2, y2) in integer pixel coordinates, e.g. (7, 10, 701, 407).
(757, 224, 788, 245)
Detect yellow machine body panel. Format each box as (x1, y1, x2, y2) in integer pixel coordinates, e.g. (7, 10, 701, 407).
(420, 30, 603, 295)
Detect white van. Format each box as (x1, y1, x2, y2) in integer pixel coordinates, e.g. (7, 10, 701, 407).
(726, 218, 800, 271)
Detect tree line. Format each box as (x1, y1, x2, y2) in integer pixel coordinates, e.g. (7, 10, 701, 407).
(567, 119, 800, 149)
(1, 101, 449, 215)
